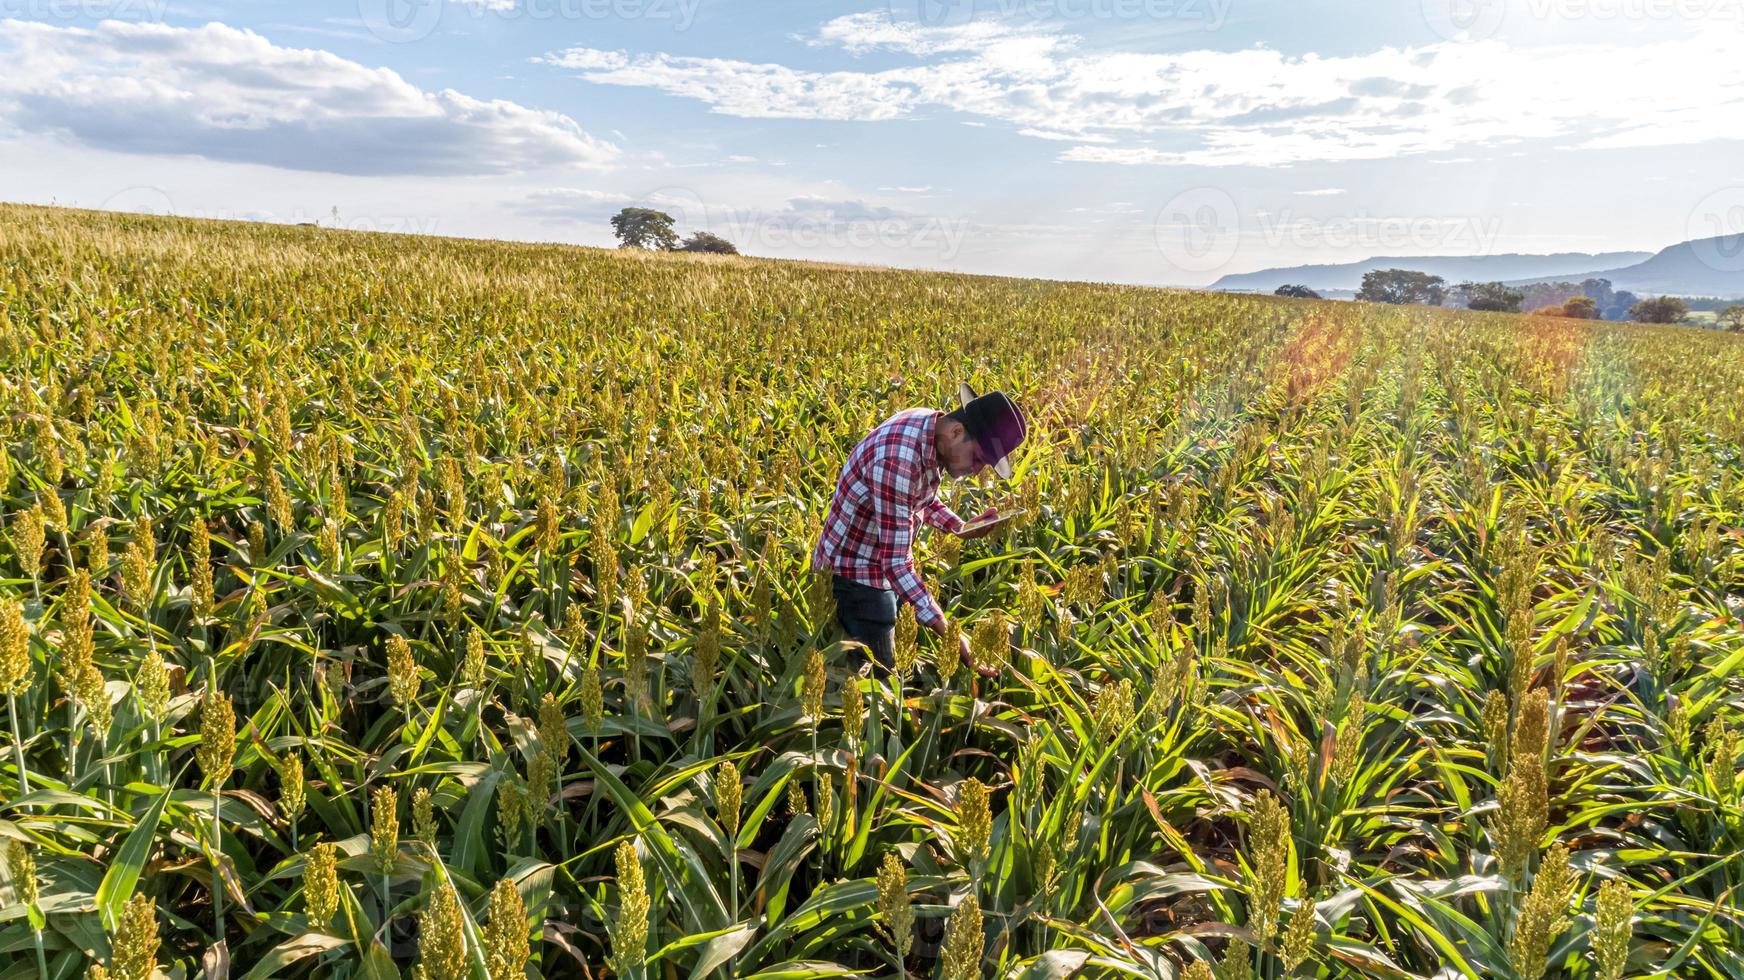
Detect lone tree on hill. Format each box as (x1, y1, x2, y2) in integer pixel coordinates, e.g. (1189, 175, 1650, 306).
(1357, 269, 1446, 307)
(1274, 284, 1320, 299)
(1630, 295, 1689, 324)
(610, 207, 680, 250)
(1457, 281, 1524, 313)
(1718, 305, 1744, 331)
(679, 232, 739, 255)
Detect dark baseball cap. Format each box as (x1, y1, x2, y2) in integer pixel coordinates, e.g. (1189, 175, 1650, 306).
(956, 384, 1028, 479)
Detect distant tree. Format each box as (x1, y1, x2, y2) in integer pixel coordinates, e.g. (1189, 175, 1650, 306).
(1521, 281, 1581, 313)
(1356, 269, 1446, 306)
(678, 231, 739, 255)
(1579, 278, 1615, 310)
(1274, 284, 1321, 299)
(610, 207, 679, 250)
(1602, 290, 1639, 321)
(1719, 304, 1744, 331)
(1458, 280, 1525, 313)
(1529, 296, 1601, 319)
(1630, 295, 1690, 324)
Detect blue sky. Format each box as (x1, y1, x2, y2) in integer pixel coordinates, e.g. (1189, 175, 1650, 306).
(3, 0, 1742, 286)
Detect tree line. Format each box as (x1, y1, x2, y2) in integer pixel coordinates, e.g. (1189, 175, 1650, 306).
(1277, 270, 1743, 329)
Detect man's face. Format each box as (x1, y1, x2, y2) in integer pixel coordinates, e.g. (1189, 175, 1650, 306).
(938, 419, 988, 478)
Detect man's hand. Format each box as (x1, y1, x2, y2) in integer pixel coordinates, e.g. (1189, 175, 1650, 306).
(957, 506, 1002, 540)
(958, 630, 999, 679)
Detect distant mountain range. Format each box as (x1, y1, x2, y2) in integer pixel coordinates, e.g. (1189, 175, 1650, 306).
(1211, 251, 1650, 294)
(1213, 234, 1744, 299)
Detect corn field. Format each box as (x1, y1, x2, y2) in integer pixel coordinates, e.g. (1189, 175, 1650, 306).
(1, 202, 1742, 979)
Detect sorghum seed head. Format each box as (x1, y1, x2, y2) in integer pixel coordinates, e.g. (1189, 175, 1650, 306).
(303, 842, 339, 930)
(137, 651, 170, 722)
(940, 893, 985, 980)
(484, 877, 530, 980)
(874, 851, 914, 960)
(1282, 895, 1316, 971)
(371, 786, 399, 876)
(415, 879, 468, 980)
(956, 778, 992, 865)
(197, 690, 236, 786)
(1507, 844, 1573, 980)
(611, 840, 649, 976)
(6, 840, 37, 909)
(386, 634, 418, 707)
(0, 598, 30, 697)
(841, 677, 864, 743)
(412, 786, 436, 843)
(1245, 789, 1291, 947)
(580, 667, 603, 733)
(717, 760, 743, 840)
(108, 892, 161, 980)
(802, 649, 826, 720)
(279, 754, 306, 822)
(1593, 878, 1632, 980)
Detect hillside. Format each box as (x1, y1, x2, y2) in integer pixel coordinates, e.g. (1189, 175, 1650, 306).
(2, 203, 1742, 978)
(1209, 250, 1651, 293)
(1577, 233, 1744, 297)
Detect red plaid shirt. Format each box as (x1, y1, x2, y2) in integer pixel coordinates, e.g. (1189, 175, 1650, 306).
(812, 408, 964, 630)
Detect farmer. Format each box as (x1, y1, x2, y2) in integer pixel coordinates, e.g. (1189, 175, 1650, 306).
(812, 385, 1028, 676)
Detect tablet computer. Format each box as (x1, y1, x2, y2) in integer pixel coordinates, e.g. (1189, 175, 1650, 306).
(959, 510, 1024, 534)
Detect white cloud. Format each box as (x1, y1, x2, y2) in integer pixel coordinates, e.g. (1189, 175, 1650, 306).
(1296, 188, 1347, 196)
(543, 12, 1744, 168)
(811, 10, 1063, 58)
(0, 18, 618, 176)
(512, 187, 633, 221)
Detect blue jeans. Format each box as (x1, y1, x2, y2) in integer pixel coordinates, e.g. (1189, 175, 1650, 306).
(834, 577, 896, 672)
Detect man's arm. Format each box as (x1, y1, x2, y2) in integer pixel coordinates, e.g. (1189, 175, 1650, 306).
(868, 457, 947, 631)
(919, 498, 965, 534)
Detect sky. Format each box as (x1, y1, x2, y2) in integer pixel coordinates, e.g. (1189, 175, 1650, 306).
(3, 0, 1743, 287)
